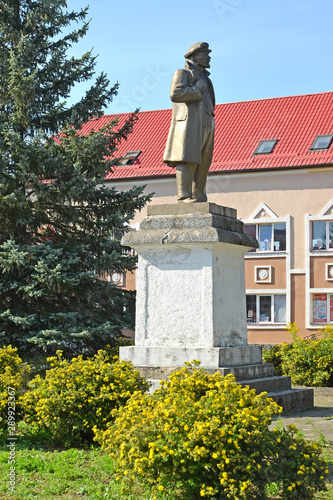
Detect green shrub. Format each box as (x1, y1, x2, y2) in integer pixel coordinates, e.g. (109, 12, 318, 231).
(262, 344, 284, 375)
(23, 349, 149, 446)
(268, 424, 328, 499)
(95, 363, 328, 499)
(0, 345, 30, 430)
(264, 324, 333, 386)
(283, 323, 333, 386)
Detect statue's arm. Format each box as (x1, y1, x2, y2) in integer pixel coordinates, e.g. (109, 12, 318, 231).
(170, 69, 203, 103)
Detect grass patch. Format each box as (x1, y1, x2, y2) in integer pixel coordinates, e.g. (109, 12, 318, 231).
(0, 422, 332, 499)
(0, 422, 158, 500)
(0, 447, 118, 500)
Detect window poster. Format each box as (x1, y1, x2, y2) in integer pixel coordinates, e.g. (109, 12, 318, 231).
(313, 294, 327, 323)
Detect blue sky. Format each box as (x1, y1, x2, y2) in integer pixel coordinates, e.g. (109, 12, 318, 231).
(68, 0, 333, 114)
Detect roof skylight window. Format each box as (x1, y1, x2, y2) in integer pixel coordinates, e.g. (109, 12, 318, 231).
(310, 135, 333, 151)
(118, 150, 142, 166)
(254, 139, 277, 155)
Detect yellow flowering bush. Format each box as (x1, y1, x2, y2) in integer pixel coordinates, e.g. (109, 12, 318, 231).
(268, 424, 328, 499)
(23, 349, 148, 446)
(95, 362, 328, 499)
(263, 323, 333, 386)
(262, 344, 285, 376)
(0, 345, 30, 430)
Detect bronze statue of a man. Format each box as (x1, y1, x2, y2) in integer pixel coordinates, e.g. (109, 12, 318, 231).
(163, 42, 215, 202)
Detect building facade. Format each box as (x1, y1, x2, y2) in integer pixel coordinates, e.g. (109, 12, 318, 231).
(82, 91, 333, 344)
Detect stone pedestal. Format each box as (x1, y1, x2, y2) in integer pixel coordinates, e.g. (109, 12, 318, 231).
(121, 203, 258, 365)
(120, 203, 314, 412)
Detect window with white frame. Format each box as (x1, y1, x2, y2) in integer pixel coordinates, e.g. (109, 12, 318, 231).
(244, 222, 286, 252)
(246, 294, 286, 324)
(311, 293, 333, 324)
(311, 220, 333, 250)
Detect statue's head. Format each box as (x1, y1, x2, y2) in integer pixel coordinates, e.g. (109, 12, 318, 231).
(184, 42, 211, 68)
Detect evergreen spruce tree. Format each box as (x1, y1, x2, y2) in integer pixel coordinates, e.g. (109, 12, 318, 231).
(0, 1, 150, 356)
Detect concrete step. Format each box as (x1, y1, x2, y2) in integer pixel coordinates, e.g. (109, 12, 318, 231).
(238, 375, 292, 393)
(138, 363, 275, 382)
(148, 374, 291, 396)
(267, 388, 314, 413)
(207, 363, 275, 380)
(148, 379, 164, 393)
(146, 376, 314, 413)
(122, 345, 263, 368)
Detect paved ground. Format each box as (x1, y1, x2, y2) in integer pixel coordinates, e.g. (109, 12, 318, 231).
(270, 387, 333, 442)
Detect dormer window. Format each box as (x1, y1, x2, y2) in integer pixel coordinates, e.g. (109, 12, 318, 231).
(118, 150, 142, 166)
(310, 135, 333, 151)
(254, 139, 277, 155)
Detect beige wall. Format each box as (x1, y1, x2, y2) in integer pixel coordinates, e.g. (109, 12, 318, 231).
(124, 270, 136, 291)
(100, 271, 135, 291)
(116, 168, 333, 270)
(207, 168, 333, 272)
(245, 257, 286, 289)
(248, 328, 291, 345)
(310, 256, 333, 289)
(110, 166, 333, 343)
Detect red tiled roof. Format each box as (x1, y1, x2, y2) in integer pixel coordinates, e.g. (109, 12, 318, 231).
(79, 91, 333, 181)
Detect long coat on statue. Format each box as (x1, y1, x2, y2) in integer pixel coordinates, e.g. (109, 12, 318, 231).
(163, 60, 215, 166)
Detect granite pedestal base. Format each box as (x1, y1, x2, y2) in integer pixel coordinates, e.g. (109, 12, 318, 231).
(120, 345, 262, 368)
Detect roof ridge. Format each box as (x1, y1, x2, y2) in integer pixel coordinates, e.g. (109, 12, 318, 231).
(102, 91, 333, 119)
(219, 90, 333, 107)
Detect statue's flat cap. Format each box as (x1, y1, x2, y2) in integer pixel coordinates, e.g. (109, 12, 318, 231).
(184, 42, 211, 59)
